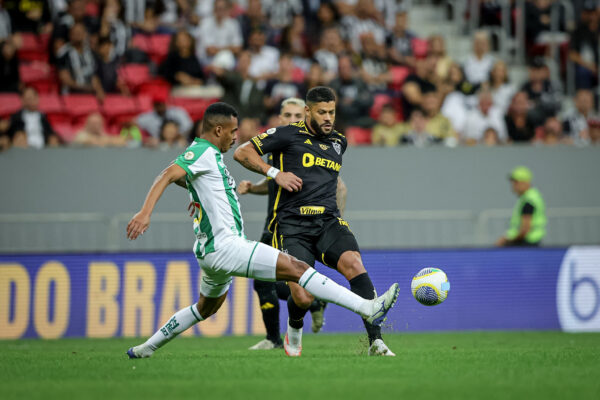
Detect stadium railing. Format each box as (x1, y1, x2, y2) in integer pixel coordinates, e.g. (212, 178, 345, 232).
(1, 207, 599, 253)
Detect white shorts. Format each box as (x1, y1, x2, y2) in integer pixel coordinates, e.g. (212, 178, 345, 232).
(196, 237, 280, 298)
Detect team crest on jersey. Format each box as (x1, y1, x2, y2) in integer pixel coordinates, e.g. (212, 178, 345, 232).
(266, 128, 276, 135)
(319, 144, 329, 151)
(184, 151, 195, 160)
(333, 142, 341, 155)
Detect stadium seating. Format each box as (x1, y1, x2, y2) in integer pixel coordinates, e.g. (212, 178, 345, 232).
(62, 95, 100, 126)
(369, 94, 394, 120)
(19, 62, 58, 93)
(149, 34, 171, 64)
(118, 64, 152, 92)
(17, 33, 50, 62)
(411, 38, 429, 59)
(169, 97, 217, 120)
(345, 127, 372, 145)
(0, 94, 22, 118)
(389, 66, 411, 91)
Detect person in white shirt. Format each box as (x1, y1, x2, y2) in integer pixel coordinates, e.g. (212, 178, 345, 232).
(247, 28, 280, 80)
(7, 87, 59, 149)
(462, 90, 507, 144)
(463, 30, 495, 85)
(193, 0, 243, 64)
(136, 93, 193, 140)
(563, 88, 595, 143)
(488, 60, 516, 114)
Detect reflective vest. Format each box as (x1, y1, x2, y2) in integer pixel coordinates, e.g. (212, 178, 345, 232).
(506, 187, 547, 244)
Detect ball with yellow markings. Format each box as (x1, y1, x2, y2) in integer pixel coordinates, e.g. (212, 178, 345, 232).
(411, 268, 450, 306)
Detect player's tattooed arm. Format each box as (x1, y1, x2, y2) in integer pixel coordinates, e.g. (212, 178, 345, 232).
(336, 177, 348, 216)
(233, 142, 270, 175)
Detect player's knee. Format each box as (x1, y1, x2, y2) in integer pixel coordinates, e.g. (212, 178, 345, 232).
(337, 251, 366, 280)
(291, 290, 314, 309)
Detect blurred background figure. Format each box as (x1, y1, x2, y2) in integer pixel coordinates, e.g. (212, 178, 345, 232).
(6, 87, 59, 149)
(497, 166, 546, 247)
(372, 104, 403, 146)
(158, 120, 186, 148)
(72, 112, 126, 147)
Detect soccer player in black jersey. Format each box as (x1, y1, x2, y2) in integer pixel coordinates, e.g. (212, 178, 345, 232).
(238, 98, 347, 350)
(234, 87, 395, 356)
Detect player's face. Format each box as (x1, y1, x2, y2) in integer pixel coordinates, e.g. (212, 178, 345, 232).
(279, 103, 305, 125)
(307, 101, 336, 136)
(219, 116, 238, 152)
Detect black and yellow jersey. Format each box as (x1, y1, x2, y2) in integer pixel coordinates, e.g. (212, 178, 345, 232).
(250, 120, 347, 231)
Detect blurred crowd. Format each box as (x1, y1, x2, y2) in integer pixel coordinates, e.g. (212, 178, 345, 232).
(1, 0, 600, 150)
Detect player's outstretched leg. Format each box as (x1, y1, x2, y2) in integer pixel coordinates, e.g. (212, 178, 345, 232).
(250, 280, 283, 350)
(284, 283, 314, 356)
(127, 293, 227, 359)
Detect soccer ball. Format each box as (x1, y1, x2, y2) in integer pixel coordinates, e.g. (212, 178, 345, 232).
(411, 268, 450, 306)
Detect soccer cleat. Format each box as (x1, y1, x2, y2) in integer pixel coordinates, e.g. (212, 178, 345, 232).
(366, 283, 400, 326)
(126, 344, 153, 359)
(368, 339, 396, 356)
(248, 339, 282, 350)
(283, 321, 302, 357)
(310, 302, 327, 333)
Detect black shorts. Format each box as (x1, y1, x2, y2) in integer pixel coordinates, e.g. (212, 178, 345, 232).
(271, 215, 360, 269)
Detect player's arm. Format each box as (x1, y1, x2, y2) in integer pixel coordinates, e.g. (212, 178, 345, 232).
(127, 163, 187, 240)
(336, 177, 348, 216)
(234, 142, 302, 192)
(238, 177, 269, 195)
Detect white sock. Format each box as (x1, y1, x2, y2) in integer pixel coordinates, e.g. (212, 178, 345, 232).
(144, 305, 204, 351)
(287, 319, 302, 347)
(298, 268, 372, 318)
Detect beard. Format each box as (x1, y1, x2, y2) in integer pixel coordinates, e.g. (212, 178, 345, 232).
(309, 117, 333, 137)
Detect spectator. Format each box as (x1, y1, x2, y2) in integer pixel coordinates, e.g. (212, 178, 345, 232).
(95, 37, 128, 95)
(588, 117, 600, 145)
(429, 35, 453, 84)
(193, 0, 243, 64)
(129, 0, 164, 34)
(372, 104, 403, 146)
(0, 2, 12, 41)
(72, 112, 126, 147)
(213, 50, 266, 120)
(247, 28, 280, 80)
(483, 127, 500, 146)
(525, 0, 553, 45)
(314, 27, 345, 83)
(57, 23, 105, 99)
(386, 10, 415, 68)
(303, 62, 325, 94)
(7, 87, 59, 149)
(158, 120, 187, 148)
(52, 0, 99, 57)
(488, 60, 515, 114)
(280, 15, 310, 68)
(136, 92, 193, 141)
(504, 91, 536, 143)
(238, 117, 261, 144)
(402, 55, 437, 118)
(462, 90, 507, 144)
(0, 39, 20, 92)
(340, 0, 386, 53)
(238, 0, 268, 48)
(440, 63, 480, 134)
(563, 89, 595, 143)
(463, 30, 495, 85)
(98, 0, 131, 58)
(264, 53, 303, 115)
(399, 108, 440, 147)
(521, 58, 562, 127)
(330, 55, 374, 130)
(263, 0, 303, 32)
(537, 116, 566, 146)
(159, 30, 205, 87)
(307, 2, 340, 48)
(497, 166, 546, 247)
(359, 32, 390, 92)
(421, 92, 458, 144)
(569, 2, 599, 90)
(4, 0, 51, 33)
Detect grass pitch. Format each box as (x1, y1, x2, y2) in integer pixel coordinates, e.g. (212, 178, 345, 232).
(0, 332, 599, 400)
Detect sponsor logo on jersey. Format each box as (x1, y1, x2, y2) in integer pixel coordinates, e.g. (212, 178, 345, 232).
(184, 151, 195, 160)
(333, 142, 341, 155)
(319, 144, 329, 150)
(304, 139, 312, 145)
(300, 206, 325, 215)
(301, 153, 341, 171)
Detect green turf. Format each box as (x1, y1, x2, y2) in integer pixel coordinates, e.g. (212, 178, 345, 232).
(0, 332, 599, 400)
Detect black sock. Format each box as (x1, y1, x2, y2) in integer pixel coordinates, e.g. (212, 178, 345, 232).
(349, 273, 382, 345)
(253, 280, 282, 344)
(287, 296, 309, 329)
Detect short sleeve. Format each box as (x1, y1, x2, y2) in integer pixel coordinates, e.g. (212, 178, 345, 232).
(174, 147, 213, 177)
(250, 127, 292, 155)
(521, 202, 535, 216)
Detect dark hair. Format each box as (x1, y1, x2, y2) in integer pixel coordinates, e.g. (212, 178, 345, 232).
(169, 30, 195, 55)
(306, 86, 336, 105)
(98, 36, 112, 47)
(159, 120, 179, 141)
(201, 102, 238, 133)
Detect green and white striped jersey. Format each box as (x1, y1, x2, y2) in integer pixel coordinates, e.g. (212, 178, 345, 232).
(174, 138, 244, 258)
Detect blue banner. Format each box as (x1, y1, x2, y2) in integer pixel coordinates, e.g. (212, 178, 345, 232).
(1, 247, 599, 339)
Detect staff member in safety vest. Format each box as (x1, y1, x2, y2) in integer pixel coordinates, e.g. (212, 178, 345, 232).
(496, 166, 547, 247)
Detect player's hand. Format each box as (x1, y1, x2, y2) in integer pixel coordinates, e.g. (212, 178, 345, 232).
(237, 180, 252, 195)
(127, 211, 150, 240)
(187, 201, 195, 217)
(275, 172, 303, 192)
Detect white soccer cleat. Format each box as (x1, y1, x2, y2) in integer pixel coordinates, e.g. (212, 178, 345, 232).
(126, 344, 154, 359)
(283, 321, 302, 357)
(368, 339, 396, 356)
(366, 283, 400, 326)
(248, 339, 279, 350)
